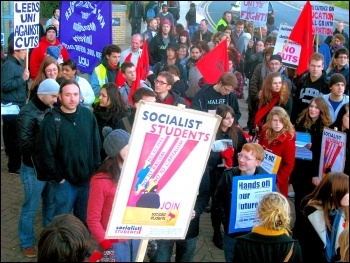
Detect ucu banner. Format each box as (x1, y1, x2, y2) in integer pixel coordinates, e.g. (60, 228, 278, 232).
(60, 1, 112, 74)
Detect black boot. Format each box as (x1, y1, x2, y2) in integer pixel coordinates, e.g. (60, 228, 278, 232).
(212, 228, 223, 250)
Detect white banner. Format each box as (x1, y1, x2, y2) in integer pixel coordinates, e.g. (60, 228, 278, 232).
(240, 1, 269, 27)
(311, 3, 335, 36)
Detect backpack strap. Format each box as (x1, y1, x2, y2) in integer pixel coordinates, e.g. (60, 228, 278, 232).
(122, 117, 132, 133)
(51, 111, 61, 141)
(283, 242, 294, 262)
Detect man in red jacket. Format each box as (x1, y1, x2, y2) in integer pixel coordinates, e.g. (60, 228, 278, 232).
(29, 25, 69, 80)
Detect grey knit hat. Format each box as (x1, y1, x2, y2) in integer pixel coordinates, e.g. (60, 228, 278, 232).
(102, 127, 130, 157)
(329, 73, 346, 87)
(37, 79, 60, 95)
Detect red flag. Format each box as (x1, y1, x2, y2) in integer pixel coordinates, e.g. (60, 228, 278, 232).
(289, 1, 313, 75)
(116, 53, 132, 86)
(196, 40, 229, 84)
(128, 41, 150, 104)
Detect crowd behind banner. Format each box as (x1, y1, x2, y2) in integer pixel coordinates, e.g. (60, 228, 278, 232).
(1, 0, 349, 262)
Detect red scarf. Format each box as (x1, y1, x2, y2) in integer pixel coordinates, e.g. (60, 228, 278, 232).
(254, 92, 280, 127)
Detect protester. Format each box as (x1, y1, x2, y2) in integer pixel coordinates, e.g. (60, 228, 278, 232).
(258, 106, 296, 197)
(38, 214, 94, 262)
(142, 18, 158, 44)
(329, 103, 349, 175)
(145, 1, 158, 20)
(326, 47, 349, 95)
(87, 127, 141, 262)
(291, 97, 333, 241)
(32, 79, 101, 225)
(119, 34, 144, 66)
(214, 143, 268, 261)
(191, 19, 214, 44)
(324, 21, 349, 49)
(215, 11, 232, 33)
(167, 1, 180, 26)
(185, 3, 199, 40)
(45, 7, 60, 29)
(162, 64, 188, 99)
(234, 192, 302, 262)
(17, 79, 59, 258)
(298, 172, 349, 262)
(329, 34, 346, 58)
(208, 104, 247, 249)
(156, 4, 174, 26)
(129, 1, 146, 35)
(178, 43, 190, 68)
(338, 227, 349, 262)
(177, 30, 191, 48)
(185, 45, 204, 100)
(1, 41, 29, 174)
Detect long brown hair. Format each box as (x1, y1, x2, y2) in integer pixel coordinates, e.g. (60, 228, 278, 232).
(260, 72, 290, 108)
(303, 172, 349, 231)
(215, 104, 238, 149)
(94, 154, 124, 184)
(264, 106, 295, 141)
(296, 97, 332, 130)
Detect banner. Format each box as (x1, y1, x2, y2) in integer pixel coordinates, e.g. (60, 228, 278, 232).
(274, 24, 301, 69)
(106, 101, 221, 239)
(240, 1, 269, 27)
(312, 3, 335, 36)
(260, 151, 281, 174)
(295, 131, 312, 160)
(13, 1, 40, 50)
(319, 127, 346, 179)
(60, 2, 112, 74)
(229, 174, 276, 234)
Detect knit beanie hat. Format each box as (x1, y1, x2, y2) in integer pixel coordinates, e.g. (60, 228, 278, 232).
(329, 73, 346, 87)
(102, 127, 130, 157)
(161, 18, 172, 27)
(269, 54, 282, 63)
(37, 78, 60, 95)
(166, 42, 179, 51)
(46, 25, 57, 36)
(47, 45, 62, 60)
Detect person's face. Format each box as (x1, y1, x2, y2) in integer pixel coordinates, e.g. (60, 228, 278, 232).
(150, 19, 158, 30)
(342, 110, 349, 130)
(221, 112, 234, 130)
(224, 13, 232, 23)
(46, 30, 56, 43)
(14, 49, 27, 61)
(40, 94, 58, 107)
(265, 42, 274, 48)
(337, 22, 344, 32)
(154, 75, 171, 94)
(131, 36, 142, 52)
(261, 27, 267, 36)
(308, 101, 321, 120)
(247, 24, 253, 34)
(238, 150, 261, 173)
(123, 66, 136, 82)
(62, 65, 76, 79)
(119, 145, 129, 163)
(334, 38, 342, 45)
(190, 47, 201, 60)
(340, 193, 349, 207)
(52, 20, 59, 31)
(255, 41, 265, 52)
(228, 60, 234, 70)
(330, 82, 345, 96)
(265, 53, 272, 62)
(45, 63, 59, 79)
(98, 88, 111, 108)
(218, 82, 234, 95)
(308, 59, 324, 78)
(200, 21, 207, 32)
(162, 24, 171, 34)
(59, 84, 80, 112)
(269, 60, 282, 72)
(54, 9, 60, 18)
(166, 48, 176, 59)
(106, 52, 120, 67)
(178, 47, 187, 59)
(336, 54, 349, 67)
(271, 114, 284, 133)
(179, 35, 187, 44)
(162, 6, 168, 13)
(235, 25, 244, 35)
(271, 76, 282, 92)
(224, 29, 232, 36)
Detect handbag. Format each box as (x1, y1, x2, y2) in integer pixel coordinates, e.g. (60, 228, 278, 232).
(283, 242, 294, 262)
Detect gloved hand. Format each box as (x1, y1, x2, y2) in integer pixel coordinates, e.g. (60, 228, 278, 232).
(100, 247, 115, 262)
(221, 148, 234, 168)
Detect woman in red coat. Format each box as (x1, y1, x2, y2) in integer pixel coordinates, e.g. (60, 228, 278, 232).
(258, 106, 296, 197)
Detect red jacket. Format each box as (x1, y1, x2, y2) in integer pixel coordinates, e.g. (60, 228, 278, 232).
(259, 127, 296, 197)
(29, 36, 70, 80)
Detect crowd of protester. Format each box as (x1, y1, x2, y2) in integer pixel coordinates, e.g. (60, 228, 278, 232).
(1, 1, 349, 262)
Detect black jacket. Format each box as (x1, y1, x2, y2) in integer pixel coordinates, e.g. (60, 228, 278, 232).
(1, 55, 27, 107)
(33, 106, 101, 185)
(17, 96, 52, 167)
(148, 34, 178, 66)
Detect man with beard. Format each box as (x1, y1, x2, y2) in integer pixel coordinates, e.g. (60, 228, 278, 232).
(185, 45, 203, 101)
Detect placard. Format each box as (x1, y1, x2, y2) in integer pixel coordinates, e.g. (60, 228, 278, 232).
(295, 131, 312, 160)
(260, 150, 281, 174)
(312, 3, 334, 36)
(240, 1, 269, 27)
(319, 127, 346, 179)
(106, 101, 221, 239)
(229, 174, 276, 234)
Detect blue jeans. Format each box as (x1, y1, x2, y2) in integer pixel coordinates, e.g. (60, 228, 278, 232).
(18, 163, 55, 249)
(112, 239, 141, 262)
(52, 180, 90, 224)
(151, 237, 198, 262)
(223, 232, 236, 262)
(188, 25, 199, 40)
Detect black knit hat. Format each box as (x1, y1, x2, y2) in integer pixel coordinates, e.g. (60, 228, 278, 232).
(46, 25, 57, 36)
(269, 54, 282, 63)
(329, 73, 346, 87)
(166, 42, 179, 51)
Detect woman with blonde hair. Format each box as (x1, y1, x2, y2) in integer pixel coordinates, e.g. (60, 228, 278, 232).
(28, 56, 62, 100)
(234, 192, 302, 262)
(258, 106, 295, 197)
(338, 227, 349, 262)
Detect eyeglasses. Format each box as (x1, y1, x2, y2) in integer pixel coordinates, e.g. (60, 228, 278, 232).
(238, 152, 256, 161)
(45, 68, 58, 74)
(155, 80, 168, 86)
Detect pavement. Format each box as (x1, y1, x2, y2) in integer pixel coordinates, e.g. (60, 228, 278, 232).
(1, 1, 298, 262)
